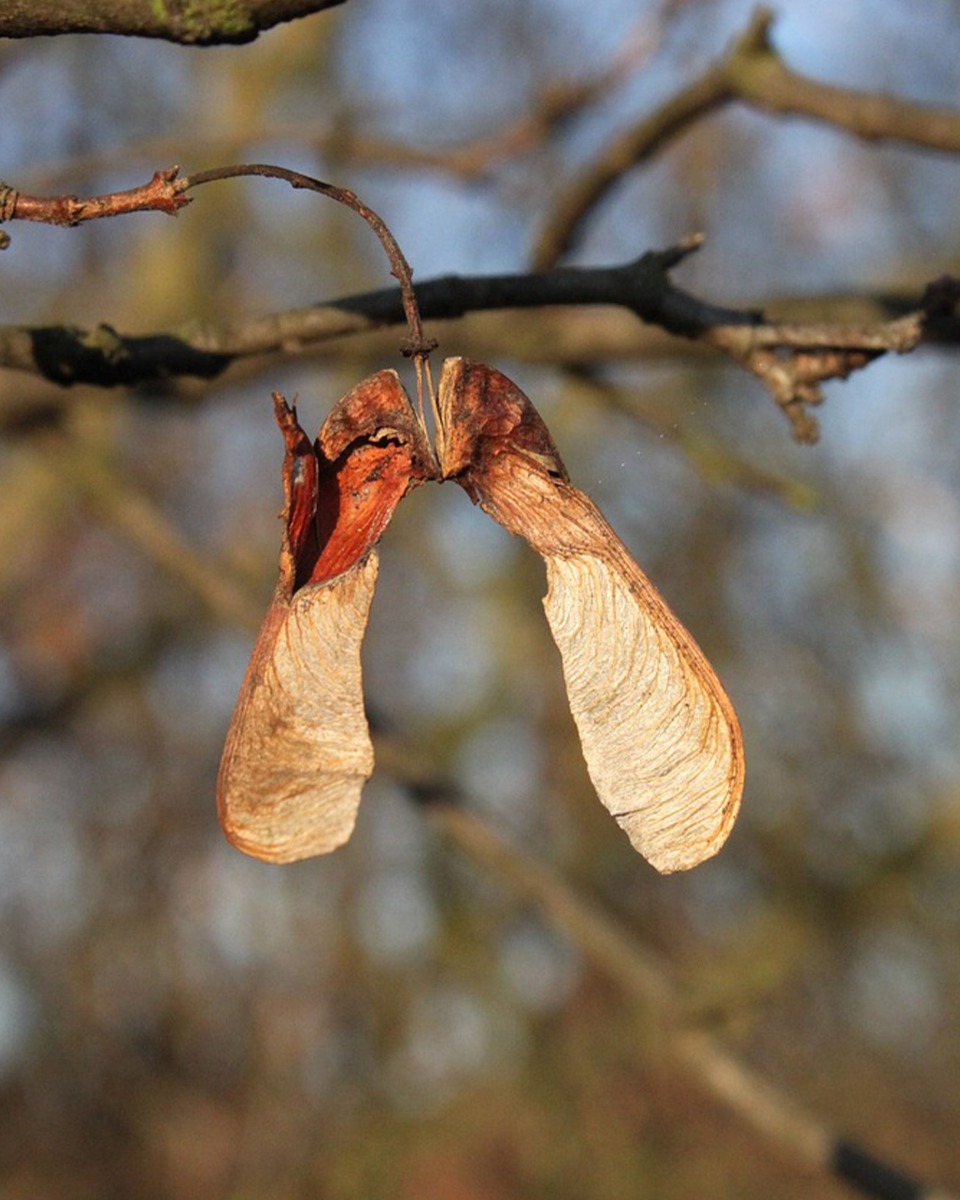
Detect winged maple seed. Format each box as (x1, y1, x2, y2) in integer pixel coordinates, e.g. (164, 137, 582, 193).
(217, 371, 437, 863)
(435, 357, 744, 872)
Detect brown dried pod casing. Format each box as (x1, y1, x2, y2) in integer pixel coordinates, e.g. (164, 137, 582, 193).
(435, 357, 744, 872)
(217, 371, 436, 863)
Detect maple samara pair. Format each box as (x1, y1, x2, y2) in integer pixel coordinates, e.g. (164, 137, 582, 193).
(217, 358, 744, 873)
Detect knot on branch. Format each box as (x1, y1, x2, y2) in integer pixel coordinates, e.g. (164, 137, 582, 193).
(400, 334, 439, 360)
(0, 182, 19, 223)
(756, 345, 879, 443)
(711, 324, 903, 444)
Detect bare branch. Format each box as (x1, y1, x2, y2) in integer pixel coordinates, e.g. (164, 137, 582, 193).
(706, 310, 928, 442)
(0, 163, 436, 363)
(729, 9, 960, 152)
(0, 163, 954, 440)
(2, 238, 956, 440)
(533, 65, 734, 271)
(62, 444, 265, 630)
(0, 0, 347, 45)
(534, 7, 960, 269)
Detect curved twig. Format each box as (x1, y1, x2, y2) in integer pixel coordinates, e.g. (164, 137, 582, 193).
(0, 162, 436, 366)
(182, 164, 436, 365)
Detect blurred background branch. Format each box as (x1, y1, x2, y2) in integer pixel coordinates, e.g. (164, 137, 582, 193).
(430, 804, 958, 1200)
(534, 6, 960, 267)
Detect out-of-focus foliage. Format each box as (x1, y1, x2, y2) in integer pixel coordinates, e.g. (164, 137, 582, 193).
(0, 1, 959, 1197)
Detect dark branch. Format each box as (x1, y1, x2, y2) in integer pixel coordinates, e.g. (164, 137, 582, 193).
(5, 326, 232, 388)
(831, 1139, 926, 1200)
(2, 251, 956, 443)
(0, 244, 751, 386)
(338, 237, 756, 338)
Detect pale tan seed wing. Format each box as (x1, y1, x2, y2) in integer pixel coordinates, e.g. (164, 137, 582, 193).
(542, 543, 742, 872)
(217, 556, 377, 863)
(217, 373, 436, 864)
(435, 357, 744, 872)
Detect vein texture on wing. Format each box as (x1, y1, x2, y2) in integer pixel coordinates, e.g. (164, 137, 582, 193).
(217, 555, 377, 862)
(544, 551, 740, 872)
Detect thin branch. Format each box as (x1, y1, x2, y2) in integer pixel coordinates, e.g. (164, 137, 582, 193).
(533, 6, 960, 269)
(564, 367, 819, 508)
(0, 162, 436, 366)
(181, 163, 435, 362)
(390, 18, 656, 177)
(16, 22, 656, 197)
(0, 167, 190, 239)
(705, 310, 926, 443)
(0, 0, 348, 45)
(533, 64, 733, 271)
(58, 443, 266, 631)
(1, 167, 957, 439)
